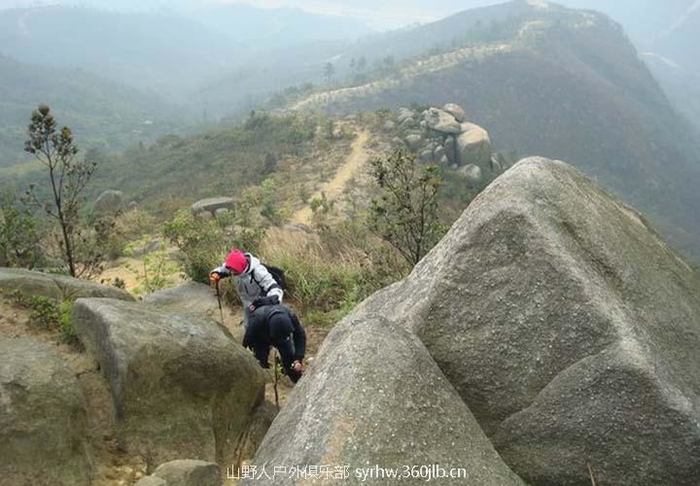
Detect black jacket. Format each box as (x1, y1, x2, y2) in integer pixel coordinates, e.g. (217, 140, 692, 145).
(243, 305, 306, 363)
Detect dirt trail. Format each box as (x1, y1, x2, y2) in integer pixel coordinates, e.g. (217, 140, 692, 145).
(291, 128, 371, 226)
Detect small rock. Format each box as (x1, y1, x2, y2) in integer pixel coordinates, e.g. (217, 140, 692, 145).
(405, 134, 423, 150)
(191, 197, 235, 216)
(134, 477, 167, 486)
(153, 459, 221, 486)
(458, 164, 483, 186)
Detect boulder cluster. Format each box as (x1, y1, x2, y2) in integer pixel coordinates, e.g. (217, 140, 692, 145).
(3, 156, 700, 486)
(0, 273, 269, 486)
(389, 103, 509, 187)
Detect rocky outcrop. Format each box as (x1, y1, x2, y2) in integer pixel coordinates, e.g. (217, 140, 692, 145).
(247, 316, 524, 486)
(424, 107, 462, 134)
(343, 157, 700, 485)
(443, 103, 466, 122)
(151, 460, 221, 486)
(72, 298, 266, 466)
(0, 267, 133, 301)
(191, 197, 235, 217)
(392, 104, 496, 179)
(94, 190, 124, 216)
(457, 122, 492, 169)
(0, 337, 91, 486)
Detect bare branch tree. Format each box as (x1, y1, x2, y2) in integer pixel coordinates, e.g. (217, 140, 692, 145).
(24, 104, 97, 277)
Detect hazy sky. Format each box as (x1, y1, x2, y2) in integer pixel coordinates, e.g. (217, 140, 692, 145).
(0, 0, 500, 28)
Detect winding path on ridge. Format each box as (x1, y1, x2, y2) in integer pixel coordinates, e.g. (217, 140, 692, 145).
(291, 128, 371, 226)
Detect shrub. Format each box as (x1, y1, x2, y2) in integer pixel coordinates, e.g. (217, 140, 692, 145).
(0, 192, 43, 268)
(4, 290, 78, 345)
(163, 209, 264, 283)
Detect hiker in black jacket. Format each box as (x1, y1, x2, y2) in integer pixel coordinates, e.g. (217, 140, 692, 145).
(243, 304, 306, 383)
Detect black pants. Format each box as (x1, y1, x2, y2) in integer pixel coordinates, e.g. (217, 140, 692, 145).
(253, 336, 302, 383)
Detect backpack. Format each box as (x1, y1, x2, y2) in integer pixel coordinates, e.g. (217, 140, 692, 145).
(263, 263, 287, 290)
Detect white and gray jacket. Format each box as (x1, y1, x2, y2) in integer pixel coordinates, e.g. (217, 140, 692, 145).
(213, 253, 284, 307)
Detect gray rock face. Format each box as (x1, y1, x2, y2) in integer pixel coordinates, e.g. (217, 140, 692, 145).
(191, 197, 235, 216)
(397, 107, 415, 124)
(143, 282, 218, 318)
(458, 164, 483, 186)
(382, 120, 396, 131)
(424, 107, 461, 134)
(419, 148, 434, 163)
(247, 316, 524, 486)
(72, 298, 266, 466)
(456, 122, 491, 168)
(94, 190, 124, 216)
(153, 460, 221, 486)
(442, 103, 466, 122)
(0, 337, 91, 486)
(345, 157, 700, 485)
(0, 267, 133, 301)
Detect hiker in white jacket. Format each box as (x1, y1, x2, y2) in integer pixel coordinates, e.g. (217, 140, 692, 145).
(209, 249, 284, 324)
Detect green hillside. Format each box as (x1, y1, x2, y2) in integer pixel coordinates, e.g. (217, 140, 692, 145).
(0, 54, 189, 168)
(282, 1, 700, 261)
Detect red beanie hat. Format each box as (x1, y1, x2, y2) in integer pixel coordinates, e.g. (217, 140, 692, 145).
(225, 249, 248, 274)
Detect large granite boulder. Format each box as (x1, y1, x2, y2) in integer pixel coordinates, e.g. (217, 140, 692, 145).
(424, 107, 461, 134)
(345, 157, 700, 485)
(72, 298, 266, 466)
(0, 267, 133, 301)
(246, 316, 524, 486)
(143, 282, 220, 319)
(456, 122, 491, 168)
(0, 337, 91, 486)
(191, 197, 235, 216)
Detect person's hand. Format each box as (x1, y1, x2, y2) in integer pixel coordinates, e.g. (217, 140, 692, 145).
(209, 272, 221, 284)
(292, 360, 303, 373)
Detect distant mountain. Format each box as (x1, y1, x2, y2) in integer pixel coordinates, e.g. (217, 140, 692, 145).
(0, 6, 240, 101)
(0, 54, 187, 168)
(555, 0, 695, 42)
(652, 4, 700, 73)
(0, 5, 372, 104)
(284, 1, 700, 261)
(555, 0, 700, 129)
(193, 4, 373, 49)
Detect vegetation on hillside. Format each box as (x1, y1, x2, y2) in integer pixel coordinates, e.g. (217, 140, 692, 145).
(0, 54, 189, 169)
(276, 3, 700, 263)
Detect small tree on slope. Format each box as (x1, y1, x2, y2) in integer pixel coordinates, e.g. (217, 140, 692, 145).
(368, 148, 445, 266)
(24, 105, 97, 278)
